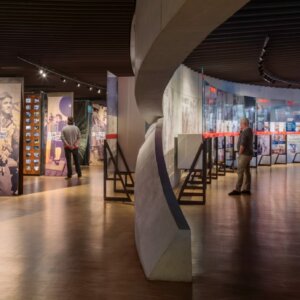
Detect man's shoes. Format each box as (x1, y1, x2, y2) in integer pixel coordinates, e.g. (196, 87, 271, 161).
(65, 176, 72, 180)
(228, 190, 241, 196)
(241, 190, 251, 195)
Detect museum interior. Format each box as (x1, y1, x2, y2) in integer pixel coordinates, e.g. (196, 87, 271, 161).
(1, 0, 300, 299)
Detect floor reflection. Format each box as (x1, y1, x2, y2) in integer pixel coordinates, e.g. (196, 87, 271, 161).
(0, 165, 299, 299)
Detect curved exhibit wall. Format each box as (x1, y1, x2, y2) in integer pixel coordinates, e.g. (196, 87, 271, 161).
(162, 65, 202, 185)
(204, 75, 300, 102)
(204, 75, 300, 165)
(162, 65, 300, 182)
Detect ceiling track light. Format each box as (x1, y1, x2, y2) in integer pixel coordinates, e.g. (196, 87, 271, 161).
(257, 36, 300, 88)
(17, 56, 105, 95)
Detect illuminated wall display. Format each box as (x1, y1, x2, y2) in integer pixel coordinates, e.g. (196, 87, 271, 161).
(23, 93, 42, 175)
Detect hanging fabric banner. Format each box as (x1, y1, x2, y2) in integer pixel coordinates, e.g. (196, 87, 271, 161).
(0, 78, 23, 196)
(44, 92, 73, 176)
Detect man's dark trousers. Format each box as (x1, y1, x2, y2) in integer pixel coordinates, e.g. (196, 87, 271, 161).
(64, 147, 82, 178)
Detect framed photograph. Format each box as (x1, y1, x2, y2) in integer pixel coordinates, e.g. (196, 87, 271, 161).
(33, 146, 39, 150)
(34, 112, 40, 117)
(26, 112, 31, 117)
(25, 119, 31, 124)
(34, 166, 39, 171)
(25, 132, 31, 137)
(25, 146, 31, 151)
(25, 105, 31, 110)
(26, 153, 31, 158)
(33, 159, 39, 164)
(25, 125, 31, 131)
(33, 153, 39, 158)
(25, 139, 31, 143)
(26, 166, 31, 171)
(25, 159, 31, 164)
(34, 126, 39, 130)
(34, 98, 39, 103)
(34, 132, 39, 137)
(34, 139, 39, 144)
(25, 98, 32, 103)
(34, 118, 39, 124)
(34, 105, 39, 111)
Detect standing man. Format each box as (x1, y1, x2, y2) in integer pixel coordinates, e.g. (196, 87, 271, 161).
(229, 118, 253, 196)
(61, 116, 82, 179)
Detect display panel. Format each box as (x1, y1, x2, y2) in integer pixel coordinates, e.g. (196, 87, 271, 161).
(90, 103, 107, 165)
(287, 134, 300, 163)
(23, 93, 41, 175)
(45, 93, 73, 176)
(0, 78, 22, 195)
(106, 72, 118, 166)
(272, 134, 286, 164)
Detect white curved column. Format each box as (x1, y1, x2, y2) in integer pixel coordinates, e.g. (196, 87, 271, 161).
(135, 119, 192, 281)
(132, 0, 249, 282)
(133, 0, 249, 124)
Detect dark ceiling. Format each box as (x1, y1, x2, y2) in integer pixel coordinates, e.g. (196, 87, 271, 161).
(0, 0, 135, 99)
(184, 0, 300, 87)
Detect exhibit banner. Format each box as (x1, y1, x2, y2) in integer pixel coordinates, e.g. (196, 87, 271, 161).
(74, 100, 92, 165)
(44, 93, 73, 176)
(90, 103, 107, 165)
(0, 78, 23, 196)
(106, 71, 118, 170)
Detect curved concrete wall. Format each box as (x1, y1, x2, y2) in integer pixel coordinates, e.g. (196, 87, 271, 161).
(133, 0, 249, 282)
(133, 0, 249, 124)
(135, 119, 191, 281)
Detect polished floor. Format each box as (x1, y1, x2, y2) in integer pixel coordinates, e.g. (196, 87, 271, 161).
(0, 165, 299, 299)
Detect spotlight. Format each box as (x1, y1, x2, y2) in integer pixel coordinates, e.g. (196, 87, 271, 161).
(89, 86, 93, 91)
(42, 72, 47, 78)
(97, 89, 101, 94)
(61, 77, 66, 83)
(39, 69, 44, 75)
(263, 75, 271, 84)
(76, 82, 81, 87)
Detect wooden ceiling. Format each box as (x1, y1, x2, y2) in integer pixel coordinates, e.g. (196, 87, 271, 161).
(0, 0, 136, 99)
(184, 0, 300, 88)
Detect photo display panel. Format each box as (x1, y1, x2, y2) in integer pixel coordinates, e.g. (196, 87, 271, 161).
(44, 93, 73, 176)
(0, 78, 22, 196)
(90, 103, 107, 165)
(23, 94, 41, 175)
